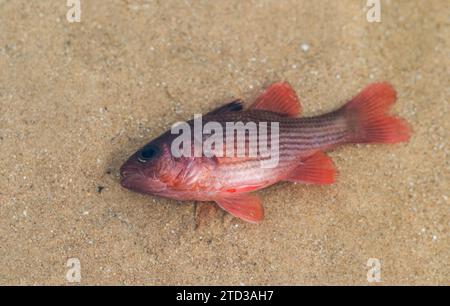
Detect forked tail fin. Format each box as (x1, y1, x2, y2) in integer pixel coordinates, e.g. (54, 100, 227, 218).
(341, 83, 411, 144)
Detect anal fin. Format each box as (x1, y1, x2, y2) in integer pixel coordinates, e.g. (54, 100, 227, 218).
(285, 151, 336, 185)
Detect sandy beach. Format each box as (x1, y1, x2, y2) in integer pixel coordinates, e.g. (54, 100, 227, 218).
(0, 0, 448, 285)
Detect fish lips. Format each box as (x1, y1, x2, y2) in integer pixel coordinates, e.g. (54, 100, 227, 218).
(120, 165, 167, 195)
(120, 163, 146, 190)
(120, 172, 145, 191)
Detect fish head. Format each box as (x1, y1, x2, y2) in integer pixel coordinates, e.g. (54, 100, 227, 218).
(120, 134, 179, 196)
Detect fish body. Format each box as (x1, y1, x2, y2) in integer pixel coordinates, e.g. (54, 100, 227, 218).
(120, 82, 411, 223)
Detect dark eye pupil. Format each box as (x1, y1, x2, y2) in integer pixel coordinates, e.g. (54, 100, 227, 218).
(138, 146, 157, 162)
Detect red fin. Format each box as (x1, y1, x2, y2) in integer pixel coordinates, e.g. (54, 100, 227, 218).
(215, 194, 264, 223)
(285, 152, 336, 185)
(250, 82, 302, 117)
(342, 83, 411, 144)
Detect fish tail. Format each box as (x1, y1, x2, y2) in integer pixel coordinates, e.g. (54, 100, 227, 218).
(341, 83, 411, 144)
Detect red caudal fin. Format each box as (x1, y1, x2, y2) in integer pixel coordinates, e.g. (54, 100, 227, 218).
(214, 194, 264, 223)
(250, 82, 302, 117)
(284, 151, 336, 185)
(342, 83, 411, 144)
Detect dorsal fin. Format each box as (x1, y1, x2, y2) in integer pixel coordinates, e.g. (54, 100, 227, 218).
(250, 82, 302, 117)
(206, 100, 244, 116)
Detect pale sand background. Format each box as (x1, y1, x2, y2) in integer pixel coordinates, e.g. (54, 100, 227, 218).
(0, 0, 448, 285)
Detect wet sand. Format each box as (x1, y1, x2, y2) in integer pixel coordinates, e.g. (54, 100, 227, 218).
(0, 0, 448, 285)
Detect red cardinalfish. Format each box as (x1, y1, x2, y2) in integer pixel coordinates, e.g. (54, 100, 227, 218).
(120, 82, 411, 223)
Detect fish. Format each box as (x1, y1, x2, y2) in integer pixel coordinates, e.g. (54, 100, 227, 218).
(120, 82, 411, 223)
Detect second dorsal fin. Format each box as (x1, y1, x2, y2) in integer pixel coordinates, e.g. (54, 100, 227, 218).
(250, 82, 302, 117)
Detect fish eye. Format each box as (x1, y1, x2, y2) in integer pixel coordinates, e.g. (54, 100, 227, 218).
(138, 145, 159, 163)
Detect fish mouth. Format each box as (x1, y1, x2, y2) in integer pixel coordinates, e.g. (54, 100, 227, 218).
(120, 173, 142, 190)
(120, 164, 146, 191)
(120, 165, 167, 194)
